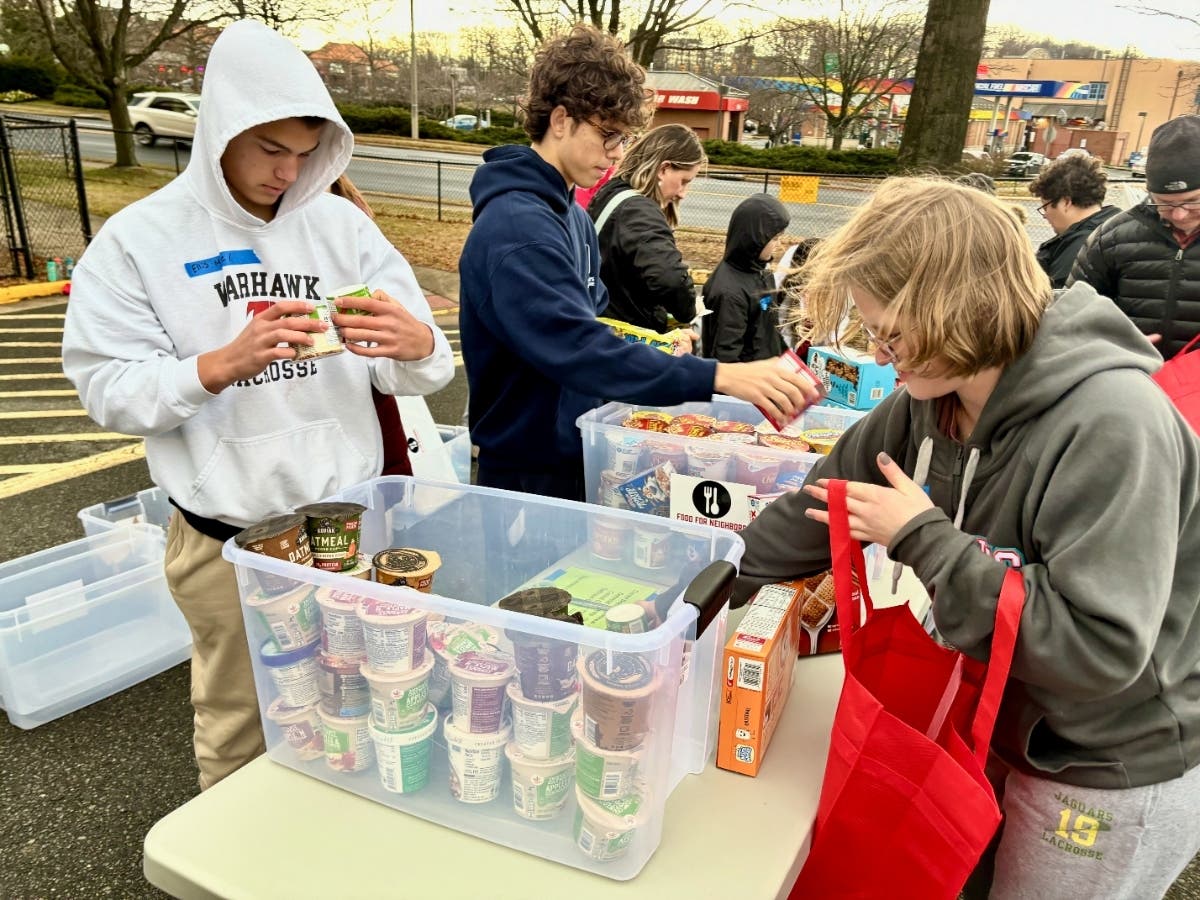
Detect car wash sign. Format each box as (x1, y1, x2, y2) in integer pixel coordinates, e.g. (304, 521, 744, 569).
(654, 91, 750, 112)
(974, 80, 1082, 98)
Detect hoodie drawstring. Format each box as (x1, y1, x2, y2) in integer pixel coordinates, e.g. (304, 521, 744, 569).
(953, 446, 981, 529)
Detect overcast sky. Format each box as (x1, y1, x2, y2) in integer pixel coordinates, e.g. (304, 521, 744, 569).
(303, 2, 1200, 61)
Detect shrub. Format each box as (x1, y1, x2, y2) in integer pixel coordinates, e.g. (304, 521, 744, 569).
(53, 83, 105, 109)
(702, 140, 902, 175)
(0, 58, 61, 98)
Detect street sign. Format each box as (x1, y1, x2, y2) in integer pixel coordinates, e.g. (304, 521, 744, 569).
(823, 52, 838, 74)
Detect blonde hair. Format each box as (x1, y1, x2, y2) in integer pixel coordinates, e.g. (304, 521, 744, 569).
(616, 123, 706, 227)
(795, 177, 1052, 377)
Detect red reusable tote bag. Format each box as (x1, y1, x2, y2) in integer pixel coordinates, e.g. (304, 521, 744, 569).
(790, 479, 1025, 900)
(1153, 333, 1200, 434)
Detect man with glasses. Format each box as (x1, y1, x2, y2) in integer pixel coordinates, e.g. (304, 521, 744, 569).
(1028, 153, 1121, 288)
(1069, 115, 1200, 358)
(458, 24, 821, 501)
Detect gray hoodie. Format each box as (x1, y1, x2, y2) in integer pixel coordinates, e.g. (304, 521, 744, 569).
(733, 282, 1200, 789)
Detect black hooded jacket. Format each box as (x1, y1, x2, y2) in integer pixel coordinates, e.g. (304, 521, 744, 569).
(701, 194, 790, 362)
(1035, 205, 1122, 289)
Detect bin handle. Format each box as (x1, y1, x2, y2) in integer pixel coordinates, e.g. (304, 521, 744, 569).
(681, 561, 736, 637)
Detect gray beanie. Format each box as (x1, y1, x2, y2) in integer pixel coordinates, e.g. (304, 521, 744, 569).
(1146, 115, 1200, 194)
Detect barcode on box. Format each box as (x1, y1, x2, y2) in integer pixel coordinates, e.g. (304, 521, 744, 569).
(737, 659, 764, 691)
(603, 772, 621, 796)
(735, 745, 754, 764)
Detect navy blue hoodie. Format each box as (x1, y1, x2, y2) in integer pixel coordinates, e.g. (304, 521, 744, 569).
(459, 145, 717, 471)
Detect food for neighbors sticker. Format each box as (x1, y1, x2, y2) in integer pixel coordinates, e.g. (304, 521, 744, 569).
(668, 474, 753, 530)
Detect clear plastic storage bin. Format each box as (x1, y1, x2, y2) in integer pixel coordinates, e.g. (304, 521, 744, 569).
(77, 486, 173, 536)
(436, 424, 472, 485)
(0, 525, 191, 729)
(577, 396, 866, 526)
(224, 476, 743, 880)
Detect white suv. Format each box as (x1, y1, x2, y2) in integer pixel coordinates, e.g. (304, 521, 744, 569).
(128, 92, 201, 147)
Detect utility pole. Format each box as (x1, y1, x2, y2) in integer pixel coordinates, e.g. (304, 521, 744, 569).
(410, 0, 418, 139)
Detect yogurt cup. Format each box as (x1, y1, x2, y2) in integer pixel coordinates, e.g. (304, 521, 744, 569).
(506, 742, 575, 821)
(632, 525, 670, 570)
(573, 784, 649, 862)
(234, 513, 312, 595)
(734, 453, 783, 493)
(246, 584, 321, 651)
(260, 638, 321, 709)
(605, 433, 645, 477)
(373, 548, 441, 592)
(507, 681, 577, 760)
(295, 502, 366, 572)
(450, 651, 515, 733)
(579, 650, 660, 751)
(508, 631, 578, 702)
(315, 587, 368, 658)
(317, 707, 373, 773)
(443, 714, 512, 803)
(266, 697, 324, 761)
(571, 711, 643, 799)
(361, 655, 434, 731)
(368, 704, 437, 794)
(317, 651, 371, 717)
(605, 603, 648, 634)
(357, 598, 428, 674)
(427, 621, 502, 710)
(685, 445, 731, 480)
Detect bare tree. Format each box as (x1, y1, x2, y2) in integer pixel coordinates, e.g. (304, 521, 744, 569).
(500, 0, 721, 68)
(897, 0, 990, 169)
(222, 0, 339, 35)
(1118, 1, 1199, 30)
(768, 2, 923, 150)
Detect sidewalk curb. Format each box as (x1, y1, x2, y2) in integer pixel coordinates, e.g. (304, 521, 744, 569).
(0, 281, 69, 304)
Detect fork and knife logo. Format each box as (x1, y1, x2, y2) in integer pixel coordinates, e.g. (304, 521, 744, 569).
(693, 480, 731, 519)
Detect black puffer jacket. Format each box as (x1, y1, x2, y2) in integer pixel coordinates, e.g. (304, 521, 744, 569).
(701, 194, 790, 362)
(1068, 201, 1200, 359)
(1036, 205, 1123, 289)
(590, 176, 696, 332)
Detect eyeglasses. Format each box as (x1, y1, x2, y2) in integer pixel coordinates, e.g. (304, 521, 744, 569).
(861, 321, 901, 363)
(1036, 199, 1056, 218)
(581, 117, 634, 151)
(1147, 199, 1200, 212)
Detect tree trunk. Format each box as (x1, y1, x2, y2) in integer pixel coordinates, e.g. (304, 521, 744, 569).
(897, 0, 990, 169)
(107, 93, 139, 168)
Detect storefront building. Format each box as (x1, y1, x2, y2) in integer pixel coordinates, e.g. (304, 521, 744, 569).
(644, 71, 750, 141)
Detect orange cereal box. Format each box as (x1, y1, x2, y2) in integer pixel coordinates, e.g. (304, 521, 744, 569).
(716, 580, 802, 776)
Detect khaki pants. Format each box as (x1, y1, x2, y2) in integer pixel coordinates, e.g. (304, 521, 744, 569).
(165, 513, 265, 791)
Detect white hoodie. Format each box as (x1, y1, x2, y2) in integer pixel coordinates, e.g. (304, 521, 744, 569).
(62, 20, 454, 527)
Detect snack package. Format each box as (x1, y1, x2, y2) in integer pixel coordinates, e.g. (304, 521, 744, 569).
(599, 317, 692, 356)
(755, 349, 826, 432)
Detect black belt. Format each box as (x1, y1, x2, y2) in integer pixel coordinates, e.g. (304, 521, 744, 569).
(168, 497, 243, 543)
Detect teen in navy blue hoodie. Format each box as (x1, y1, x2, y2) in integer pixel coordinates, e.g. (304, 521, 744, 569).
(458, 26, 820, 501)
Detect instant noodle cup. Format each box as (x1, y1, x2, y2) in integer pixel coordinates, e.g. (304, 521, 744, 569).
(573, 784, 649, 862)
(758, 431, 811, 452)
(450, 651, 515, 733)
(667, 419, 712, 438)
(589, 515, 630, 561)
(801, 428, 843, 455)
(369, 703, 437, 794)
(246, 584, 321, 651)
(260, 638, 321, 709)
(373, 548, 441, 592)
(685, 445, 731, 480)
(735, 454, 783, 494)
(315, 587, 367, 658)
(234, 514, 312, 595)
(621, 411, 672, 433)
(427, 621, 502, 710)
(507, 681, 578, 759)
(266, 697, 324, 761)
(295, 502, 365, 572)
(317, 707, 373, 773)
(579, 650, 660, 751)
(317, 650, 370, 717)
(632, 525, 670, 570)
(443, 714, 512, 803)
(571, 712, 644, 799)
(357, 598, 428, 674)
(361, 655, 434, 731)
(674, 413, 717, 429)
(506, 742, 576, 821)
(706, 432, 756, 445)
(605, 432, 645, 477)
(292, 302, 344, 360)
(715, 420, 756, 434)
(645, 441, 688, 473)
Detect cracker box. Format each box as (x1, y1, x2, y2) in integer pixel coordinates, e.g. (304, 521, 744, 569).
(806, 344, 896, 410)
(716, 581, 802, 776)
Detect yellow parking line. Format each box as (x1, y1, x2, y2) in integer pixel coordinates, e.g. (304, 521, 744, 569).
(0, 432, 131, 444)
(0, 342, 62, 348)
(0, 389, 77, 397)
(0, 357, 60, 364)
(0, 463, 58, 474)
(0, 373, 69, 380)
(0, 409, 90, 419)
(0, 442, 145, 499)
(0, 314, 66, 319)
(0, 328, 64, 334)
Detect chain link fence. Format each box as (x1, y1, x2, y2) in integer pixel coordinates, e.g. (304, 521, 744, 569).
(0, 115, 91, 279)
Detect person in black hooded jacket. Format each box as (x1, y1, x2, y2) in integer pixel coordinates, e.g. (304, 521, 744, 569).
(701, 193, 791, 361)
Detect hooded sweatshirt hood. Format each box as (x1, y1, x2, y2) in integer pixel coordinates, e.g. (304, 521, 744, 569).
(470, 144, 572, 221)
(184, 19, 353, 226)
(722, 193, 790, 272)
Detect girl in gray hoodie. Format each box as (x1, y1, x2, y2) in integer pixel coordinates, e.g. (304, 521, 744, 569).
(734, 177, 1200, 898)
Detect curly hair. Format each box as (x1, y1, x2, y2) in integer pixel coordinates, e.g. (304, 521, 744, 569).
(616, 124, 706, 226)
(521, 24, 653, 142)
(1028, 153, 1108, 208)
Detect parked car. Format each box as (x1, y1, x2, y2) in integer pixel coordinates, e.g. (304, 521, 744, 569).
(441, 114, 478, 131)
(128, 92, 200, 147)
(1128, 149, 1146, 177)
(961, 149, 992, 162)
(1003, 151, 1046, 177)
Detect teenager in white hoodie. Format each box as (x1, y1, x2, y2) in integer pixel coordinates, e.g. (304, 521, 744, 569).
(62, 20, 454, 790)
